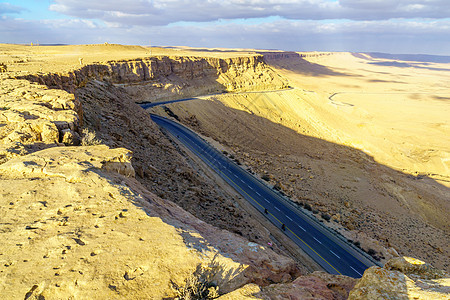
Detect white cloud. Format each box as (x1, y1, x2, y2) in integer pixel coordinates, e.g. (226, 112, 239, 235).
(2, 0, 449, 55)
(1, 16, 449, 55)
(47, 0, 450, 26)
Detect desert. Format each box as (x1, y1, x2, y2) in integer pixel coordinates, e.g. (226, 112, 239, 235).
(155, 50, 450, 270)
(0, 42, 449, 299)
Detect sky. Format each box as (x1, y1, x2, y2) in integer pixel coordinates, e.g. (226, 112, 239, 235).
(1, 0, 450, 54)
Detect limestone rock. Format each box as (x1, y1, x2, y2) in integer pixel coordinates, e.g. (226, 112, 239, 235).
(61, 128, 81, 146)
(0, 78, 81, 161)
(256, 271, 357, 300)
(0, 146, 298, 299)
(20, 55, 289, 103)
(384, 256, 449, 280)
(218, 283, 262, 299)
(348, 257, 450, 300)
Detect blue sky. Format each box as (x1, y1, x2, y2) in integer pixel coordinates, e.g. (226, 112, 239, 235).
(1, 0, 450, 54)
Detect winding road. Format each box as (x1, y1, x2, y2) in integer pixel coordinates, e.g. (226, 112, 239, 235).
(142, 101, 379, 278)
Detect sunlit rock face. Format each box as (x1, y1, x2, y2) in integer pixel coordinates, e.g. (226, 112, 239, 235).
(348, 257, 450, 300)
(20, 55, 288, 102)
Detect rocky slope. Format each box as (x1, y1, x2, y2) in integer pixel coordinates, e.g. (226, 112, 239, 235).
(154, 91, 450, 271)
(0, 77, 81, 163)
(74, 79, 282, 252)
(0, 69, 299, 298)
(0, 144, 299, 298)
(155, 51, 450, 271)
(1, 44, 448, 299)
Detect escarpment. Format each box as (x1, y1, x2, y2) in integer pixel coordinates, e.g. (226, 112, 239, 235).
(19, 55, 288, 102)
(2, 44, 449, 299)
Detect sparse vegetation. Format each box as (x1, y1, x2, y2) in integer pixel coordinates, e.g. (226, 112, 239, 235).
(0, 106, 10, 110)
(171, 256, 221, 300)
(163, 106, 180, 121)
(273, 182, 282, 191)
(321, 213, 331, 221)
(261, 174, 270, 181)
(368, 248, 377, 257)
(81, 128, 102, 146)
(304, 203, 312, 211)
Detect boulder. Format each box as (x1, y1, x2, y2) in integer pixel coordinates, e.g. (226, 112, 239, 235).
(348, 257, 450, 300)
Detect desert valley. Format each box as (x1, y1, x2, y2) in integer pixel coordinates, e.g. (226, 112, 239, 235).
(0, 43, 449, 299)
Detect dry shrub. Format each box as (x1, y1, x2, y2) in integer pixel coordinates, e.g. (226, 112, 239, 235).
(171, 256, 221, 300)
(81, 128, 102, 146)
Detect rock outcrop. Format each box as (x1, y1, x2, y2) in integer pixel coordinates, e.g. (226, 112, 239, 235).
(349, 257, 450, 299)
(0, 78, 81, 164)
(0, 145, 299, 299)
(220, 257, 450, 299)
(19, 55, 288, 102)
(219, 271, 357, 299)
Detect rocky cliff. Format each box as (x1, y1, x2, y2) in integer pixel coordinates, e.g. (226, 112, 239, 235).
(1, 44, 449, 299)
(18, 55, 288, 102)
(0, 55, 299, 299)
(0, 73, 299, 298)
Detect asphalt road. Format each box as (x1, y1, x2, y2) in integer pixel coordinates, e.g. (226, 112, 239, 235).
(148, 112, 377, 278)
(140, 98, 198, 109)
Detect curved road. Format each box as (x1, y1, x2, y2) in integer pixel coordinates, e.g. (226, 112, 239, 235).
(145, 109, 378, 278)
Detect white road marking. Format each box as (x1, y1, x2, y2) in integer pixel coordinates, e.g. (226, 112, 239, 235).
(298, 225, 305, 231)
(264, 199, 270, 203)
(350, 266, 363, 277)
(248, 186, 254, 190)
(255, 191, 261, 196)
(330, 250, 340, 258)
(274, 206, 281, 212)
(313, 237, 322, 244)
(240, 179, 245, 183)
(286, 215, 293, 221)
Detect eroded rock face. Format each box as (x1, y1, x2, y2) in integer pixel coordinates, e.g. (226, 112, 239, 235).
(0, 78, 81, 163)
(75, 79, 289, 259)
(348, 257, 450, 300)
(256, 272, 356, 300)
(19, 55, 289, 102)
(0, 146, 299, 299)
(219, 271, 357, 300)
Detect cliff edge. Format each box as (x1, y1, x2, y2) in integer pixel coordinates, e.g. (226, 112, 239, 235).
(0, 44, 448, 299)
